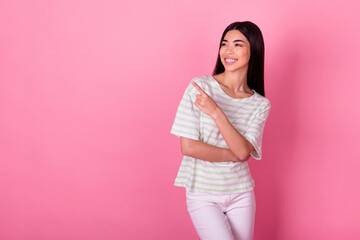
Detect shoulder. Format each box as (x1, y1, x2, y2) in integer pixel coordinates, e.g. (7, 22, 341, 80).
(191, 75, 212, 87)
(253, 92, 271, 110)
(186, 75, 213, 93)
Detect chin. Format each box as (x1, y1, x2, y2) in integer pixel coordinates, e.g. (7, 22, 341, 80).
(224, 66, 241, 72)
(223, 64, 248, 73)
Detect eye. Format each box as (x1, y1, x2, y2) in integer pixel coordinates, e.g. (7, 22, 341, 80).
(221, 43, 226, 46)
(235, 43, 242, 47)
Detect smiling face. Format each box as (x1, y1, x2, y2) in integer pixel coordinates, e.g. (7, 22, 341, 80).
(219, 30, 251, 73)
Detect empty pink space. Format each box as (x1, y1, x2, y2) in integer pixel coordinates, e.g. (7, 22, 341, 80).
(1, 0, 359, 239)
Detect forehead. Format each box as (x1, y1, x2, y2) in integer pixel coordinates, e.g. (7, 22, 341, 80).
(223, 30, 248, 42)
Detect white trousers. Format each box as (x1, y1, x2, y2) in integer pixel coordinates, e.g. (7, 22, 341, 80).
(186, 189, 256, 240)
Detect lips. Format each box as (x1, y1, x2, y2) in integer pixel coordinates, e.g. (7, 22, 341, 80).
(224, 58, 238, 65)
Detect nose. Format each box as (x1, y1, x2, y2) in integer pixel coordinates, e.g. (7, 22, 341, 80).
(226, 45, 234, 54)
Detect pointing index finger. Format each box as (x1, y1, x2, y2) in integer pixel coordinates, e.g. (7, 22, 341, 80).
(192, 81, 206, 95)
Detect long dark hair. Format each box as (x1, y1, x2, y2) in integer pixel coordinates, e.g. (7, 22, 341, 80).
(213, 21, 265, 96)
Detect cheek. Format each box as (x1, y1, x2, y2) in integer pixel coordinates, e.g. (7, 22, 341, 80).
(237, 49, 250, 61)
(219, 48, 225, 56)
(219, 49, 226, 62)
(245, 48, 251, 60)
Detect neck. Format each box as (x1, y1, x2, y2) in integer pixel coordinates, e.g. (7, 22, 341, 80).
(221, 68, 249, 92)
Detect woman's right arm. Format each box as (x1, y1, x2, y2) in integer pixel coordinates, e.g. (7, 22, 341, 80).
(180, 137, 249, 162)
(173, 79, 248, 162)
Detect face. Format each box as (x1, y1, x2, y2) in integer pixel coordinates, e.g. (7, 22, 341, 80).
(219, 30, 251, 73)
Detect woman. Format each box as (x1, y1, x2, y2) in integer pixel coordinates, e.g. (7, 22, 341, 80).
(171, 21, 270, 240)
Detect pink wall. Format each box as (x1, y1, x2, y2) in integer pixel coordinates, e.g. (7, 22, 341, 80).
(1, 0, 359, 239)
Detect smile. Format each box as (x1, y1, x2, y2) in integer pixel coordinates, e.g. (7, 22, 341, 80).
(224, 58, 238, 64)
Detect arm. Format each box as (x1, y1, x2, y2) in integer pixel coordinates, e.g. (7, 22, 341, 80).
(180, 137, 248, 162)
(192, 82, 254, 161)
(212, 108, 254, 161)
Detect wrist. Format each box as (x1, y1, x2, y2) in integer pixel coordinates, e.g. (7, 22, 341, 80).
(211, 107, 224, 120)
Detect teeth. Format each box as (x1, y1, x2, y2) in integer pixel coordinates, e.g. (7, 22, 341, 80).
(225, 59, 237, 62)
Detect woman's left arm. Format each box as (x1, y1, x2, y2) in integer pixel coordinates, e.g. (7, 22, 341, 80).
(192, 82, 254, 161)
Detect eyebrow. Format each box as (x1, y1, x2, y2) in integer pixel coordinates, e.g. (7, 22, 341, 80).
(222, 39, 245, 43)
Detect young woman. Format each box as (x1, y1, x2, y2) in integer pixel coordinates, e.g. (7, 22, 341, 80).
(171, 21, 270, 240)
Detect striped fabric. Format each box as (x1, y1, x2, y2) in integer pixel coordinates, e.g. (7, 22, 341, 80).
(171, 75, 271, 194)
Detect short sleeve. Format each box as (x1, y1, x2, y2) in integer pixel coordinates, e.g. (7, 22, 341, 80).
(243, 101, 271, 160)
(170, 79, 201, 141)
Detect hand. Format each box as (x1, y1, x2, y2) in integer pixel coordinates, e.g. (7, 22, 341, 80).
(192, 81, 221, 119)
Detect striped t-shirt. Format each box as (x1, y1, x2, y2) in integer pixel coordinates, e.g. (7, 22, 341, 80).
(171, 75, 271, 194)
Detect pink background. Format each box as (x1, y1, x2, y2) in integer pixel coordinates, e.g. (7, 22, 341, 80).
(1, 0, 359, 239)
